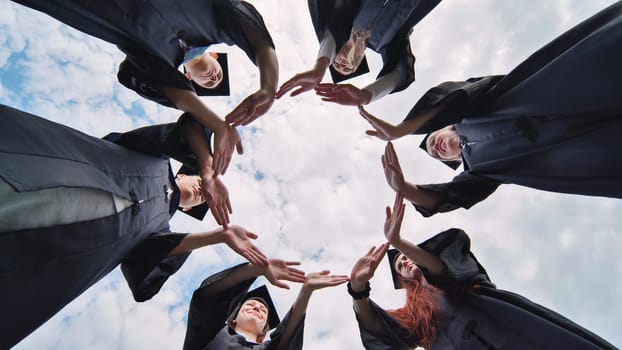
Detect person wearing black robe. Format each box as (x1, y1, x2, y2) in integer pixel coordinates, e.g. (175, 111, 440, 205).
(276, 0, 441, 106)
(347, 194, 616, 349)
(182, 261, 349, 350)
(359, 1, 622, 217)
(0, 104, 269, 349)
(11, 0, 280, 176)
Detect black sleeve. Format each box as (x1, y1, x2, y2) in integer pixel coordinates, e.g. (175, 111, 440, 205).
(412, 172, 501, 217)
(213, 0, 276, 64)
(417, 228, 494, 289)
(102, 113, 212, 173)
(356, 299, 418, 350)
(376, 34, 415, 94)
(120, 231, 191, 302)
(117, 52, 196, 109)
(308, 0, 358, 48)
(265, 309, 305, 350)
(403, 76, 505, 134)
(182, 264, 257, 350)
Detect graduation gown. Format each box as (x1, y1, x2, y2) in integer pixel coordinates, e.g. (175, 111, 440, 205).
(11, 0, 275, 107)
(0, 105, 192, 349)
(357, 229, 616, 350)
(183, 264, 305, 350)
(308, 0, 441, 93)
(403, 2, 622, 217)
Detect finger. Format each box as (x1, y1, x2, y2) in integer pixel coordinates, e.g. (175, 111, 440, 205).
(272, 280, 290, 289)
(235, 139, 244, 155)
(226, 197, 233, 214)
(385, 206, 392, 220)
(365, 130, 379, 137)
(290, 86, 309, 97)
(288, 268, 306, 276)
(365, 246, 375, 256)
(246, 231, 259, 239)
(321, 97, 338, 103)
(319, 269, 330, 275)
(315, 83, 337, 89)
(286, 261, 302, 266)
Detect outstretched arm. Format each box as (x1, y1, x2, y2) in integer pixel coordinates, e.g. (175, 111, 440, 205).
(383, 193, 446, 276)
(359, 106, 440, 141)
(277, 270, 349, 343)
(226, 43, 279, 127)
(161, 86, 242, 176)
(382, 142, 443, 211)
(168, 225, 268, 266)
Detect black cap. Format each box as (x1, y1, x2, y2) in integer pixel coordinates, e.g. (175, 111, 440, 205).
(328, 55, 370, 83)
(419, 134, 462, 170)
(228, 285, 280, 330)
(175, 165, 209, 221)
(387, 248, 404, 290)
(185, 52, 231, 96)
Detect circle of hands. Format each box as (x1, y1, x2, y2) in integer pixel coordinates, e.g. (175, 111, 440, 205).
(204, 53, 413, 293)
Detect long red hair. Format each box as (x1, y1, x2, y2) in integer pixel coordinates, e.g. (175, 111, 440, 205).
(387, 274, 440, 349)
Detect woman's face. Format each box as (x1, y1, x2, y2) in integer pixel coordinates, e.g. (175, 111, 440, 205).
(234, 299, 269, 334)
(394, 253, 421, 280)
(425, 125, 461, 161)
(184, 52, 223, 88)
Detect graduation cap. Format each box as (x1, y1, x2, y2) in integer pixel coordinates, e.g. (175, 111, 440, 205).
(175, 165, 209, 221)
(419, 134, 462, 170)
(227, 285, 280, 331)
(328, 55, 370, 83)
(387, 248, 404, 290)
(183, 52, 231, 96)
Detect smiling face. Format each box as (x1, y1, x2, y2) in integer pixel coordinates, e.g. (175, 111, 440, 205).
(175, 174, 205, 209)
(233, 299, 269, 337)
(184, 52, 223, 88)
(425, 125, 462, 161)
(394, 253, 422, 281)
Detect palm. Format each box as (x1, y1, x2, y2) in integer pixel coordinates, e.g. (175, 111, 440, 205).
(202, 176, 231, 226)
(222, 225, 267, 266)
(350, 257, 375, 285)
(384, 194, 405, 245)
(315, 83, 369, 106)
(213, 124, 242, 176)
(382, 142, 406, 192)
(264, 259, 306, 289)
(304, 271, 349, 291)
(276, 68, 324, 98)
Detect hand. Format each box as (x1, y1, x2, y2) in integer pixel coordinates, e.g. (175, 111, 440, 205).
(384, 193, 405, 245)
(212, 123, 243, 176)
(222, 225, 268, 266)
(263, 259, 307, 289)
(225, 88, 275, 127)
(275, 66, 325, 99)
(303, 270, 350, 292)
(314, 83, 372, 106)
(358, 105, 404, 141)
(201, 175, 232, 227)
(350, 243, 390, 291)
(382, 141, 406, 193)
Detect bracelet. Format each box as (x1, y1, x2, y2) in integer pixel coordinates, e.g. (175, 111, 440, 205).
(347, 281, 371, 299)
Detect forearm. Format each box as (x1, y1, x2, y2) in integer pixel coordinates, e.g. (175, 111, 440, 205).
(278, 286, 313, 341)
(396, 106, 441, 135)
(317, 29, 336, 64)
(161, 86, 225, 132)
(182, 117, 215, 177)
(391, 239, 446, 276)
(399, 182, 442, 211)
(255, 45, 279, 93)
(362, 65, 404, 104)
(196, 262, 265, 299)
(168, 227, 227, 256)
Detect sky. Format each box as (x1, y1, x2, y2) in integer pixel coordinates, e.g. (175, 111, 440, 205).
(1, 0, 621, 349)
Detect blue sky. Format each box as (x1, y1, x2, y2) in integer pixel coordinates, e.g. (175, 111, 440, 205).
(1, 1, 621, 349)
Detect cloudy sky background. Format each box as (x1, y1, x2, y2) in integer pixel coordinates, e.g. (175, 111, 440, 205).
(1, 0, 621, 349)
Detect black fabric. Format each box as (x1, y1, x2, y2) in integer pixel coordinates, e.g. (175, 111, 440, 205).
(12, 0, 275, 107)
(357, 229, 616, 349)
(183, 264, 304, 350)
(308, 0, 441, 92)
(0, 105, 190, 349)
(403, 2, 622, 216)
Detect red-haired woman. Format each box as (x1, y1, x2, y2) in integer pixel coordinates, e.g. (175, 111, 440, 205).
(348, 194, 616, 349)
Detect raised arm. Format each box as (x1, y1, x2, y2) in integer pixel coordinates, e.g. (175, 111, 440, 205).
(383, 193, 446, 276)
(359, 106, 440, 141)
(168, 225, 268, 266)
(382, 142, 443, 211)
(274, 270, 349, 346)
(161, 86, 242, 176)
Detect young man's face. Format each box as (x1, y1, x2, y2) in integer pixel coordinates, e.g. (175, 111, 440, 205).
(184, 52, 223, 88)
(175, 174, 205, 209)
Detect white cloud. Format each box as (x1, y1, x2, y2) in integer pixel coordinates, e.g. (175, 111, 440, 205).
(2, 0, 621, 349)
